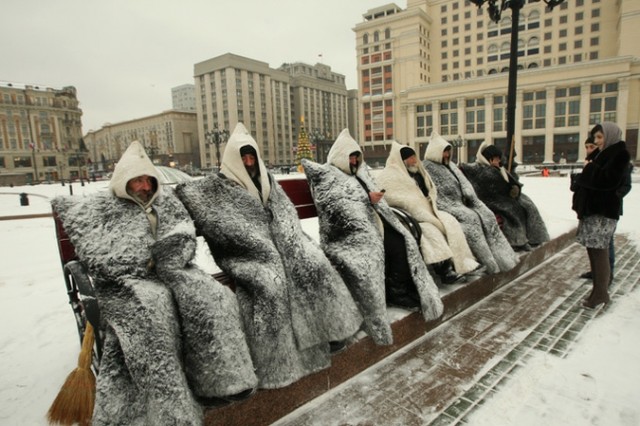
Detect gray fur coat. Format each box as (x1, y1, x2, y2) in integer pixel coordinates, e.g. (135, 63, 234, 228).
(52, 190, 258, 425)
(460, 142, 550, 247)
(175, 123, 362, 389)
(52, 141, 257, 426)
(302, 130, 444, 346)
(423, 133, 518, 273)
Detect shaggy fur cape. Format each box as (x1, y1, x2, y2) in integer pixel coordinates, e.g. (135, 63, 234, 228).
(176, 124, 362, 389)
(376, 141, 479, 275)
(302, 130, 444, 346)
(460, 141, 550, 247)
(52, 141, 257, 426)
(423, 133, 518, 273)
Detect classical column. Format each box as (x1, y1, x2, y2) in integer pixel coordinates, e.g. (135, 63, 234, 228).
(432, 100, 440, 135)
(544, 86, 555, 164)
(404, 103, 415, 150)
(514, 90, 524, 163)
(616, 77, 629, 136)
(578, 81, 591, 160)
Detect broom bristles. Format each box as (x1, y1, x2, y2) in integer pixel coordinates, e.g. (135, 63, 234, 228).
(47, 322, 96, 426)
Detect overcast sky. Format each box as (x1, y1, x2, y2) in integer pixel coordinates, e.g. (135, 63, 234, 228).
(2, 0, 386, 132)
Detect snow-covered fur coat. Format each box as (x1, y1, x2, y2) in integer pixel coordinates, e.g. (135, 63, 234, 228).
(460, 141, 550, 247)
(376, 141, 479, 275)
(52, 141, 257, 426)
(422, 132, 518, 273)
(302, 129, 444, 346)
(175, 123, 362, 389)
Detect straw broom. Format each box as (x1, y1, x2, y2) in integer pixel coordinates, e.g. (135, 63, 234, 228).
(47, 322, 96, 426)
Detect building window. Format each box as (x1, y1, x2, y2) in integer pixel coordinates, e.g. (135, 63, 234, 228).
(14, 157, 32, 167)
(439, 101, 458, 136)
(592, 8, 600, 18)
(522, 135, 545, 164)
(589, 83, 618, 124)
(555, 87, 581, 127)
(590, 37, 599, 46)
(465, 98, 486, 134)
(575, 26, 583, 35)
(554, 133, 580, 162)
(522, 91, 546, 130)
(493, 95, 506, 132)
(416, 104, 433, 138)
(43, 156, 57, 167)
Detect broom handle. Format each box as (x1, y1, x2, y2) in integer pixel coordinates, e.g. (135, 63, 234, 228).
(78, 322, 95, 370)
(507, 135, 515, 173)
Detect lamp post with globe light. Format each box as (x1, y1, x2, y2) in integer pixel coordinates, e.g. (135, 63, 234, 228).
(205, 126, 229, 170)
(468, 0, 565, 171)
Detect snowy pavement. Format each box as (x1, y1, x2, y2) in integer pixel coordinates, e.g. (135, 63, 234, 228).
(273, 234, 640, 426)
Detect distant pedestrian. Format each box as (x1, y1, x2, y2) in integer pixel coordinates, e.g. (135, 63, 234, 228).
(571, 122, 631, 310)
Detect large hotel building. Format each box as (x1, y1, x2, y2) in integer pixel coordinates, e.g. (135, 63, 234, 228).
(354, 0, 640, 166)
(194, 53, 349, 168)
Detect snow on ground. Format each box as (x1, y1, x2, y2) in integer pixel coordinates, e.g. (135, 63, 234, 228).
(0, 172, 638, 425)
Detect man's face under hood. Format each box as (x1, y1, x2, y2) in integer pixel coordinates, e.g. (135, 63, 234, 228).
(442, 148, 452, 165)
(349, 153, 361, 175)
(242, 153, 258, 177)
(403, 155, 419, 173)
(126, 175, 155, 204)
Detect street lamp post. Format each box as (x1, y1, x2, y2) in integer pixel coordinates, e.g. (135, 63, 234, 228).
(451, 135, 466, 165)
(309, 128, 324, 163)
(468, 0, 565, 172)
(204, 126, 229, 170)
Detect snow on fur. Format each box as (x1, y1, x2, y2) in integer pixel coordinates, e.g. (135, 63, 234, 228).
(51, 169, 257, 425)
(423, 132, 518, 273)
(176, 135, 362, 389)
(302, 131, 443, 345)
(460, 142, 550, 248)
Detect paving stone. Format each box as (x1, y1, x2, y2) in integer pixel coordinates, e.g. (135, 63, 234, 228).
(269, 235, 639, 426)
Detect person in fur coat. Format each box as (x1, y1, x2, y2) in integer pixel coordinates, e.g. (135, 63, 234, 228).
(175, 123, 363, 389)
(302, 129, 444, 346)
(52, 141, 258, 426)
(422, 132, 518, 274)
(460, 142, 550, 251)
(376, 141, 480, 283)
(571, 122, 631, 309)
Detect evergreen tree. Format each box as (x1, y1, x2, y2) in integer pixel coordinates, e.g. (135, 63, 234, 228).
(295, 117, 314, 170)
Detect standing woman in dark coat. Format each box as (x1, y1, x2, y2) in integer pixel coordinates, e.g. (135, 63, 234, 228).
(571, 122, 631, 309)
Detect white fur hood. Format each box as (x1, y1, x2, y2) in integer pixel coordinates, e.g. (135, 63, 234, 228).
(326, 128, 363, 174)
(424, 131, 451, 164)
(219, 122, 271, 204)
(109, 141, 161, 207)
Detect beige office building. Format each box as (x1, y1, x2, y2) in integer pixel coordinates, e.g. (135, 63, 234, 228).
(194, 53, 350, 167)
(194, 53, 293, 168)
(0, 82, 85, 185)
(279, 62, 349, 162)
(354, 0, 640, 166)
(83, 110, 199, 173)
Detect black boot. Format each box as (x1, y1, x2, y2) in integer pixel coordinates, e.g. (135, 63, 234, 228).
(583, 248, 610, 310)
(433, 259, 465, 285)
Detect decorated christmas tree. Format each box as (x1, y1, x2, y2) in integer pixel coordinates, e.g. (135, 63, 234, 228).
(295, 116, 314, 171)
